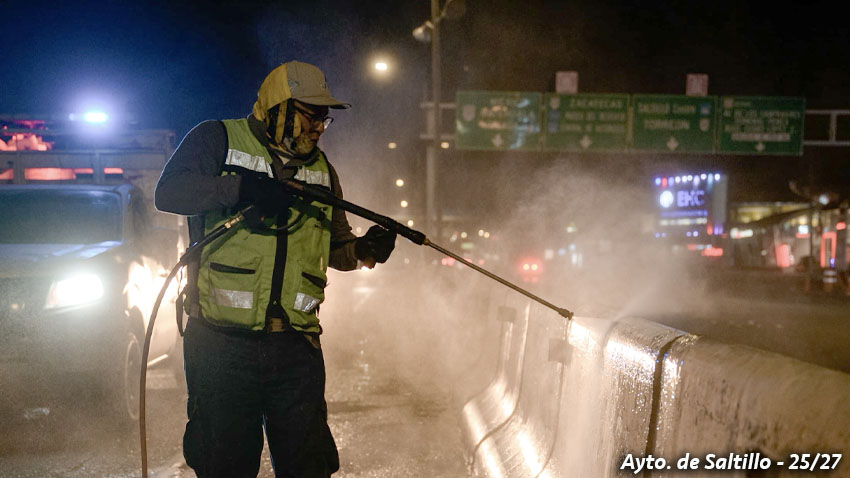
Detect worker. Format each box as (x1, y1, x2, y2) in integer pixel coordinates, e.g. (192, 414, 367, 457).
(154, 60, 396, 478)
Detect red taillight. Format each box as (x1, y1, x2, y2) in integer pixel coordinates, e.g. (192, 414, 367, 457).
(518, 258, 542, 275)
(25, 168, 76, 180)
(23, 167, 124, 181)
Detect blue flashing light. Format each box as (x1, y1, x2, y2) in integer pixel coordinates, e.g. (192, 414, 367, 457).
(83, 111, 108, 123)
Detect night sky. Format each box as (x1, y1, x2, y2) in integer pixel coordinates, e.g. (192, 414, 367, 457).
(2, 0, 848, 210)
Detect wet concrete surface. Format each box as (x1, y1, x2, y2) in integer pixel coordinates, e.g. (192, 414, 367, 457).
(0, 340, 471, 477)
(0, 269, 476, 478)
(0, 369, 185, 477)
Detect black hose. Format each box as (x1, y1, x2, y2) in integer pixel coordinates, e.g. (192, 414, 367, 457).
(139, 207, 251, 477)
(139, 257, 182, 477)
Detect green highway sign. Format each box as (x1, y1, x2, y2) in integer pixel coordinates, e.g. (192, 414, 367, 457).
(455, 91, 542, 151)
(718, 96, 805, 155)
(543, 93, 629, 152)
(632, 95, 718, 153)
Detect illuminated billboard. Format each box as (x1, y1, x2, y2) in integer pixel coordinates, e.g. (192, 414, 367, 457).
(653, 172, 728, 238)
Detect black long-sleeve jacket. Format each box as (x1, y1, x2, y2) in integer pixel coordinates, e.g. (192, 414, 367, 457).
(154, 116, 360, 271)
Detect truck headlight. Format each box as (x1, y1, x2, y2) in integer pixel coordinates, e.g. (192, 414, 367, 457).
(45, 273, 105, 309)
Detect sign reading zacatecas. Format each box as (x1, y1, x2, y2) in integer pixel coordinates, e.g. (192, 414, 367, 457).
(453, 91, 806, 157)
(543, 93, 629, 152)
(455, 91, 542, 151)
(718, 96, 805, 155)
(632, 95, 718, 153)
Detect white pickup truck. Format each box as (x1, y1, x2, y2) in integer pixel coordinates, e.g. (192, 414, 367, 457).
(0, 121, 185, 423)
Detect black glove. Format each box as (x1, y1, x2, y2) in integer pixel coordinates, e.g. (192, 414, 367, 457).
(355, 226, 396, 264)
(239, 174, 293, 217)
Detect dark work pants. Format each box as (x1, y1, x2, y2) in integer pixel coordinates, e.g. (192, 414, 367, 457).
(182, 317, 339, 478)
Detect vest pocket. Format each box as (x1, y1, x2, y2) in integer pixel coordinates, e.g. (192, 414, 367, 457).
(292, 268, 326, 316)
(210, 262, 256, 274)
(203, 257, 262, 327)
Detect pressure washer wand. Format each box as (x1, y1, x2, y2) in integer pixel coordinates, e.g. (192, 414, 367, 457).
(282, 180, 573, 320)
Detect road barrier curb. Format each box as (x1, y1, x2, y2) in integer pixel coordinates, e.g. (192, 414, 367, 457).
(534, 316, 685, 477)
(462, 300, 850, 477)
(470, 302, 568, 478)
(652, 336, 850, 477)
(460, 297, 531, 459)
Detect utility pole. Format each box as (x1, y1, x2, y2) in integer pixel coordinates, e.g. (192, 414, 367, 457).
(415, 0, 464, 240)
(426, 0, 442, 240)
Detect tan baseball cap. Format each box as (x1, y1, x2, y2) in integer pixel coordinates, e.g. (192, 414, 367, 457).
(255, 61, 351, 111)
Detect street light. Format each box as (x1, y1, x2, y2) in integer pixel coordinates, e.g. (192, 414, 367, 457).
(412, 0, 465, 240)
(370, 57, 393, 80)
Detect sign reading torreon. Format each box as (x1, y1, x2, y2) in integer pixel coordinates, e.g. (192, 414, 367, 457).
(632, 95, 718, 153)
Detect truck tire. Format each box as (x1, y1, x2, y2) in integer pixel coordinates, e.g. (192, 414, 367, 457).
(114, 330, 143, 423)
(98, 322, 144, 428)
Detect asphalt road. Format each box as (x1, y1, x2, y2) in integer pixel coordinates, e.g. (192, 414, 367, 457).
(539, 264, 850, 374)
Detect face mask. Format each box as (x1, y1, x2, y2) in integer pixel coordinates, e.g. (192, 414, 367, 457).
(261, 99, 315, 157)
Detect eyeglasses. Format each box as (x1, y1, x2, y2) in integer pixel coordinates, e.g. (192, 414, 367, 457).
(294, 105, 334, 129)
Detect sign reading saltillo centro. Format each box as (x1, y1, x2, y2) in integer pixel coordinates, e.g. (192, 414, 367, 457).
(455, 91, 542, 151)
(632, 95, 718, 153)
(718, 96, 805, 155)
(543, 93, 629, 152)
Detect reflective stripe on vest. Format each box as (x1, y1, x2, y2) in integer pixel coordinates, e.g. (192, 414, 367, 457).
(211, 288, 254, 309)
(294, 168, 330, 187)
(195, 118, 333, 333)
(225, 149, 273, 177)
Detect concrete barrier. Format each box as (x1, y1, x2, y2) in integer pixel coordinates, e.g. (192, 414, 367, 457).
(470, 302, 569, 478)
(597, 318, 689, 474)
(453, 289, 514, 408)
(462, 304, 850, 478)
(538, 315, 617, 477)
(460, 298, 531, 456)
(539, 317, 687, 477)
(653, 336, 850, 477)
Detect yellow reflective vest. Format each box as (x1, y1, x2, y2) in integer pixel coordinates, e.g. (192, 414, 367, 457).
(197, 118, 332, 333)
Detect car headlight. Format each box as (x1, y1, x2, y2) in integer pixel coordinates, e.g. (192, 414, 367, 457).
(45, 273, 105, 309)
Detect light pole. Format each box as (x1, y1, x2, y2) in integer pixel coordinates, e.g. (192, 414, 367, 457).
(414, 0, 464, 241)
